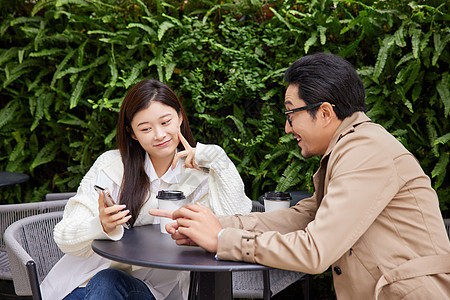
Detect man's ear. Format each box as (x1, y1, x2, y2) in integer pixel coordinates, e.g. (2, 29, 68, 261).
(320, 103, 337, 124)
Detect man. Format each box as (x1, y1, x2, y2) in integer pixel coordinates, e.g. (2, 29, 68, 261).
(150, 53, 450, 299)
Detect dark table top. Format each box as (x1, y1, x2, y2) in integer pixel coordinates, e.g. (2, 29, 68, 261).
(92, 224, 270, 273)
(0, 171, 30, 187)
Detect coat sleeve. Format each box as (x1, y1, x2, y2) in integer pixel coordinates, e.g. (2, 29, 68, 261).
(194, 143, 252, 216)
(218, 193, 318, 231)
(53, 151, 124, 258)
(217, 133, 400, 274)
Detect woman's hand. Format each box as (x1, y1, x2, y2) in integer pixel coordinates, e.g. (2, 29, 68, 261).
(98, 190, 131, 234)
(172, 130, 199, 170)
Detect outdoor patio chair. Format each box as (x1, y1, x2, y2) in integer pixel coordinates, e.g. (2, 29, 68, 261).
(5, 211, 64, 299)
(0, 199, 68, 281)
(230, 200, 310, 299)
(43, 192, 76, 201)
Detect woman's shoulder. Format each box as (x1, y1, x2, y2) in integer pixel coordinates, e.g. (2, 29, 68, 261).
(92, 149, 122, 169)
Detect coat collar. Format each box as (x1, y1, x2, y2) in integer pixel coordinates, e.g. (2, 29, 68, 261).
(323, 112, 371, 158)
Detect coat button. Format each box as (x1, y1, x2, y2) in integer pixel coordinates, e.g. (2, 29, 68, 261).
(334, 266, 342, 275)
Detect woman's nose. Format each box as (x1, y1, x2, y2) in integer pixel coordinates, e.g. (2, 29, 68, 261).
(153, 126, 166, 140)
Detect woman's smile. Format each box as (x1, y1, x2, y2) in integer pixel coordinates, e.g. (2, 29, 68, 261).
(154, 139, 172, 148)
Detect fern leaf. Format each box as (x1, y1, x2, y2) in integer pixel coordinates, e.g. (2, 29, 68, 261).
(276, 162, 302, 191)
(436, 73, 449, 117)
(29, 48, 64, 57)
(57, 114, 85, 126)
(409, 27, 421, 59)
(431, 151, 449, 178)
(108, 59, 118, 87)
(30, 96, 45, 131)
(0, 48, 18, 65)
(226, 115, 246, 135)
(0, 101, 19, 129)
(270, 7, 292, 30)
(394, 23, 406, 47)
(51, 48, 77, 86)
(434, 132, 450, 146)
(157, 21, 175, 41)
(135, 0, 151, 17)
(395, 53, 414, 68)
(105, 128, 116, 145)
(318, 25, 327, 45)
(69, 70, 93, 109)
(162, 13, 183, 28)
(124, 61, 146, 88)
(30, 142, 57, 171)
(127, 23, 156, 39)
(165, 62, 176, 81)
(373, 35, 394, 80)
(31, 0, 56, 16)
(304, 31, 317, 54)
(432, 32, 450, 66)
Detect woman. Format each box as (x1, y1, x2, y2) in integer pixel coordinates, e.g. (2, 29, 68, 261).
(41, 79, 252, 300)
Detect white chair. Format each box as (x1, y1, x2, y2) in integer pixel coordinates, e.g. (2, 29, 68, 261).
(0, 199, 68, 281)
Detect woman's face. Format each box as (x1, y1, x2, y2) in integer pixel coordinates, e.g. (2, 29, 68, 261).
(130, 101, 182, 160)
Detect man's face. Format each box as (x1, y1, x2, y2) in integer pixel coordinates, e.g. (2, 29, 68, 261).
(284, 84, 331, 158)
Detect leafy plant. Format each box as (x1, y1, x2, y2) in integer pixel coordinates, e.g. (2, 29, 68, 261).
(0, 0, 448, 219)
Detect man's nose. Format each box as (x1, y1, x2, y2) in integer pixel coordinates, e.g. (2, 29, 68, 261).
(285, 119, 292, 134)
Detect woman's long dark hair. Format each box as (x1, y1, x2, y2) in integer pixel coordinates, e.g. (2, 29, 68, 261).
(116, 79, 195, 226)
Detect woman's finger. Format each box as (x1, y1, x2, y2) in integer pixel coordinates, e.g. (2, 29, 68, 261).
(97, 191, 106, 209)
(171, 150, 187, 170)
(178, 130, 191, 150)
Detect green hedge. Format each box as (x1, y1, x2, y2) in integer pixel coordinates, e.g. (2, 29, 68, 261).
(0, 0, 448, 216)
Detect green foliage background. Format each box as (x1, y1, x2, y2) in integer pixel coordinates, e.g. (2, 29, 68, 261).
(0, 0, 448, 216)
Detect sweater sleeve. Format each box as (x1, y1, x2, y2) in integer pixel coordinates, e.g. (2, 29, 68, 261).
(53, 151, 124, 258)
(195, 143, 252, 216)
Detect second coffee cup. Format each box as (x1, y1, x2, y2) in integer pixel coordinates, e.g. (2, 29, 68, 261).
(156, 190, 187, 234)
(263, 191, 291, 212)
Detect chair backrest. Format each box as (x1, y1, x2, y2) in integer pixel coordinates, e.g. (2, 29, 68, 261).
(43, 192, 76, 201)
(0, 200, 68, 251)
(0, 199, 68, 280)
(4, 211, 64, 298)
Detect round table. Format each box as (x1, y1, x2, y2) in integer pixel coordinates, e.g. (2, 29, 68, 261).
(92, 224, 271, 300)
(0, 171, 30, 187)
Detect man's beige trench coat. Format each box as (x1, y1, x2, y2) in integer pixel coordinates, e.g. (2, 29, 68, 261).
(218, 112, 450, 299)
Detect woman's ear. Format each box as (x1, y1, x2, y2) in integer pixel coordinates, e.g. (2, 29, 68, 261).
(178, 114, 183, 127)
(127, 126, 137, 140)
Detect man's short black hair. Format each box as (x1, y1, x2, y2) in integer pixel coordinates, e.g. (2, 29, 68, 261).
(284, 53, 366, 120)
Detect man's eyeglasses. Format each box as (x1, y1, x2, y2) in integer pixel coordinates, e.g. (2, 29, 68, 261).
(284, 102, 324, 127)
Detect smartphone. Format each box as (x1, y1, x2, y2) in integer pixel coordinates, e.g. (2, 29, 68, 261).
(94, 185, 130, 229)
(94, 185, 115, 207)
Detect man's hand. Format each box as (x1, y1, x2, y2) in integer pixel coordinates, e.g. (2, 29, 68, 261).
(150, 203, 222, 253)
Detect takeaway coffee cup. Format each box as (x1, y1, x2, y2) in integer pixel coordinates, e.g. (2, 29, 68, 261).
(263, 191, 291, 212)
(157, 190, 187, 234)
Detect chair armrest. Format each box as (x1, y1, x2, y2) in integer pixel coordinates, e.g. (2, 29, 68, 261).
(4, 220, 35, 296)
